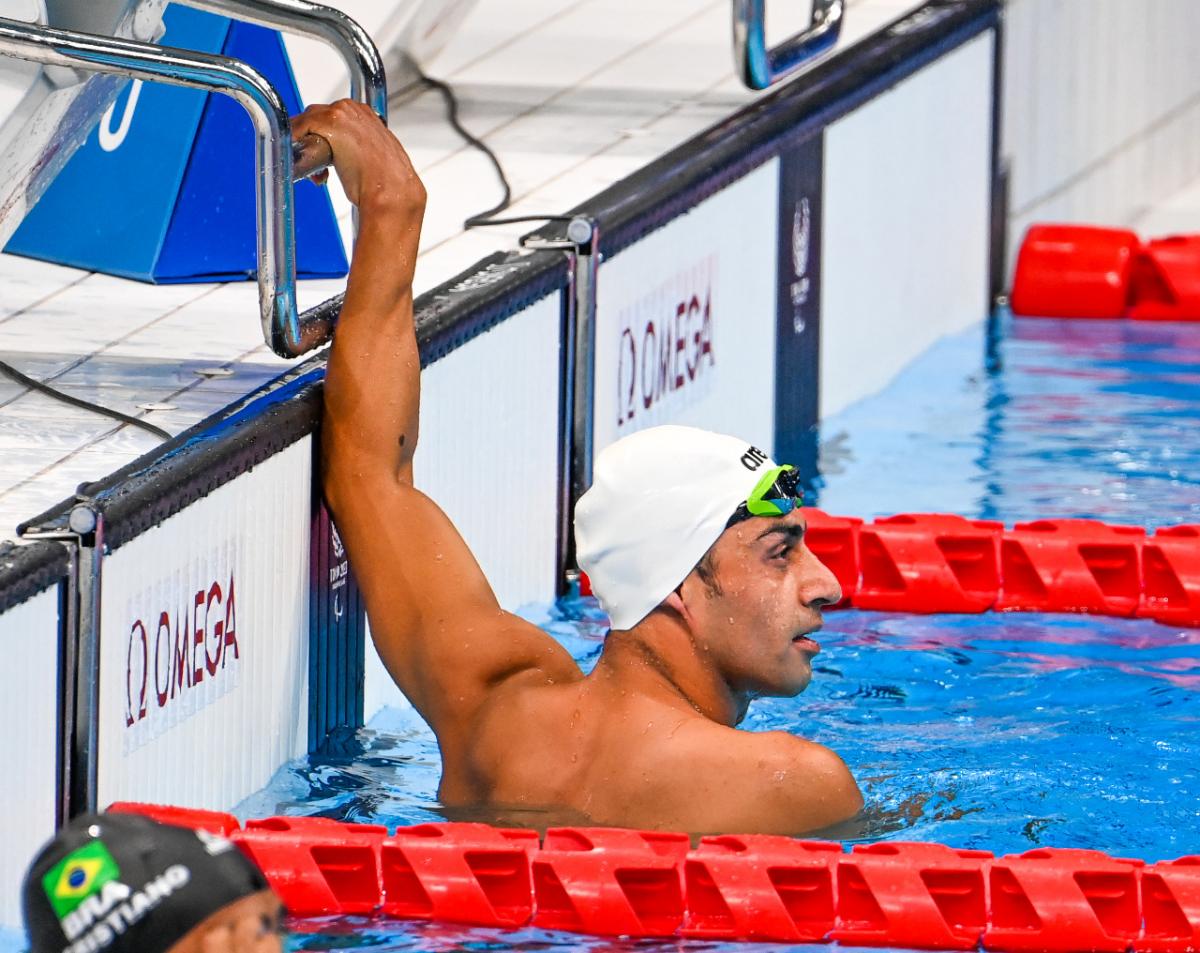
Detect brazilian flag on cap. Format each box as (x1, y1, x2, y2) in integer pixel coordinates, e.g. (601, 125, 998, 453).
(42, 840, 121, 918)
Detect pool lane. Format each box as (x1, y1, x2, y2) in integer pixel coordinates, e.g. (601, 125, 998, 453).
(814, 313, 1200, 529)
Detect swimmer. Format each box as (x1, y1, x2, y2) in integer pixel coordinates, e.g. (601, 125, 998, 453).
(304, 100, 863, 834)
(23, 812, 281, 953)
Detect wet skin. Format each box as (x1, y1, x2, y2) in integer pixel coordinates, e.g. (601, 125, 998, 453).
(166, 891, 283, 953)
(310, 100, 864, 835)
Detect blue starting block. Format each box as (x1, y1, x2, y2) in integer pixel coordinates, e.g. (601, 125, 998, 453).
(4, 4, 348, 283)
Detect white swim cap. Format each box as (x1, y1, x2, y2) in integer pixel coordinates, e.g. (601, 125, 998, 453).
(574, 425, 782, 630)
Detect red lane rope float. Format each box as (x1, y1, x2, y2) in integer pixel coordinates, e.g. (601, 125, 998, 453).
(796, 510, 1200, 628)
(584, 512, 1199, 626)
(107, 803, 1200, 950)
(1011, 224, 1200, 321)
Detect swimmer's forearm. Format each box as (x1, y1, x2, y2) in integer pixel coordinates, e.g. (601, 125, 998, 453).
(324, 197, 424, 484)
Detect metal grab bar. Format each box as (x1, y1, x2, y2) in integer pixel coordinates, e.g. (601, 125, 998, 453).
(177, 0, 387, 119)
(0, 16, 327, 355)
(733, 0, 844, 90)
(0, 1, 382, 358)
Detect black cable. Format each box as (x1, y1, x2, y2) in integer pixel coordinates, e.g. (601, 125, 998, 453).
(0, 358, 172, 440)
(414, 69, 573, 231)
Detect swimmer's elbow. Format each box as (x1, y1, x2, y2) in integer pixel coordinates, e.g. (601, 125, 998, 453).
(322, 420, 416, 496)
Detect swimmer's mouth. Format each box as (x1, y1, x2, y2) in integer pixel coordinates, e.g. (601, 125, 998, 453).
(792, 633, 821, 654)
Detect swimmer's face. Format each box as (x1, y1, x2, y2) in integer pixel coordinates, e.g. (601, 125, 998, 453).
(166, 890, 284, 953)
(679, 509, 841, 698)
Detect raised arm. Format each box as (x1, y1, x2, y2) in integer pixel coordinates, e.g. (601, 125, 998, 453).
(297, 102, 578, 744)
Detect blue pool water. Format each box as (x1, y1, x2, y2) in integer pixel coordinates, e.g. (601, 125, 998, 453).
(239, 314, 1200, 951)
(815, 315, 1200, 526)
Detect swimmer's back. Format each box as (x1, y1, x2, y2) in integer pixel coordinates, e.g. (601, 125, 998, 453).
(453, 670, 860, 835)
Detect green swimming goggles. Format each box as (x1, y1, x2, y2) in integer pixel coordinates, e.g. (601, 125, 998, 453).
(726, 464, 803, 527)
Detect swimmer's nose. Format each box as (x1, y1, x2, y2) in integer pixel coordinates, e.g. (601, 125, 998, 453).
(802, 546, 842, 609)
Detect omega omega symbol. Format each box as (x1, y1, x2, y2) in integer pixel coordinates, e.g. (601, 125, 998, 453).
(740, 446, 769, 471)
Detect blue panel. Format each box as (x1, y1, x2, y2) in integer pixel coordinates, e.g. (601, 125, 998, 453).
(156, 20, 348, 282)
(308, 501, 366, 753)
(4, 5, 228, 278)
(5, 4, 347, 283)
(774, 130, 823, 489)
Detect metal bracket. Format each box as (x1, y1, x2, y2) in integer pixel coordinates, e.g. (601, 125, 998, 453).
(178, 0, 387, 118)
(733, 0, 844, 90)
(0, 0, 385, 359)
(524, 216, 599, 593)
(20, 500, 105, 820)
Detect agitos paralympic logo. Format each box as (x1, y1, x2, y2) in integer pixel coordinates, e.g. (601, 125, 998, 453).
(43, 840, 191, 952)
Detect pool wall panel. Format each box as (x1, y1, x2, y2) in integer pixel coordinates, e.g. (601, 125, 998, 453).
(95, 439, 311, 810)
(591, 161, 779, 458)
(0, 587, 59, 927)
(1003, 0, 1200, 268)
(363, 294, 563, 721)
(820, 32, 994, 418)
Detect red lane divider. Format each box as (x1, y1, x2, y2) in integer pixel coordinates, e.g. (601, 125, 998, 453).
(833, 842, 992, 950)
(856, 515, 1003, 614)
(1011, 224, 1200, 321)
(1142, 526, 1200, 626)
(1139, 857, 1200, 952)
(997, 519, 1144, 617)
(593, 508, 1195, 625)
(107, 800, 240, 836)
(682, 835, 840, 942)
(985, 849, 1144, 953)
(532, 828, 689, 936)
(1011, 225, 1141, 319)
(107, 802, 1200, 950)
(798, 509, 1200, 627)
(234, 817, 387, 916)
(1128, 236, 1200, 322)
(382, 823, 538, 926)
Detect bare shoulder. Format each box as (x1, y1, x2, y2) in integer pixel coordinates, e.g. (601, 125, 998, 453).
(630, 721, 863, 835)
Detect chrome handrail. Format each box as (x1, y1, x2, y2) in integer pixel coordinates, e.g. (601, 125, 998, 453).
(0, 16, 320, 355)
(177, 0, 387, 119)
(733, 0, 844, 90)
(0, 4, 381, 358)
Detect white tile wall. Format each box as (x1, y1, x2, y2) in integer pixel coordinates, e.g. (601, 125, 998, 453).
(0, 588, 59, 928)
(96, 440, 311, 810)
(1003, 0, 1200, 267)
(822, 33, 995, 417)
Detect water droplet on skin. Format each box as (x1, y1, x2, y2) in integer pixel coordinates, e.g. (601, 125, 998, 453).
(773, 770, 787, 782)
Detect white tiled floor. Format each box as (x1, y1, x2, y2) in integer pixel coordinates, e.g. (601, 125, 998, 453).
(0, 0, 921, 541)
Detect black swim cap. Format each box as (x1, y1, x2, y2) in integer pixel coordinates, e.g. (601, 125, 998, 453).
(22, 812, 269, 953)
